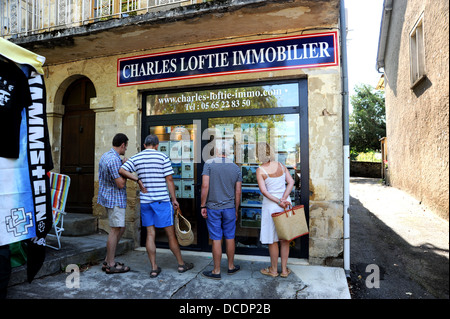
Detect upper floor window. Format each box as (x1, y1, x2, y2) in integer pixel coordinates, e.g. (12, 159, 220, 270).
(409, 13, 426, 88)
(93, 0, 138, 17)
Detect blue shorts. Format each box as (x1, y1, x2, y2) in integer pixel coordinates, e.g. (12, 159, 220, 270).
(206, 207, 236, 240)
(141, 201, 174, 228)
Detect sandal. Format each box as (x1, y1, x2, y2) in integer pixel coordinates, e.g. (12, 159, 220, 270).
(105, 262, 130, 274)
(260, 267, 278, 278)
(280, 268, 291, 278)
(102, 261, 126, 272)
(178, 262, 194, 273)
(150, 267, 161, 278)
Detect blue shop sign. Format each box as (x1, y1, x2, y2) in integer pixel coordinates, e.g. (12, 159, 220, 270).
(117, 32, 338, 87)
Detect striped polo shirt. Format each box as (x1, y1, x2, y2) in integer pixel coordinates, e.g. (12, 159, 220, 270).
(121, 149, 174, 203)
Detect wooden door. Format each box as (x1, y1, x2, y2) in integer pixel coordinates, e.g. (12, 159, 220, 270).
(61, 78, 96, 214)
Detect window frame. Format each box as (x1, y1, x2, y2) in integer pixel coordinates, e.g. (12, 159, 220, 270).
(409, 12, 426, 88)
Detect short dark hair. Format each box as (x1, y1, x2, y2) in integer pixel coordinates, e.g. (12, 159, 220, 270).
(144, 134, 159, 146)
(112, 133, 128, 147)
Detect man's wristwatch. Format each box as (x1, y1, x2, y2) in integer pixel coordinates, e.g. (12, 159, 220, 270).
(200, 206, 207, 209)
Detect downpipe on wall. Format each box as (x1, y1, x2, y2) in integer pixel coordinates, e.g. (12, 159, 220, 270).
(340, 0, 351, 277)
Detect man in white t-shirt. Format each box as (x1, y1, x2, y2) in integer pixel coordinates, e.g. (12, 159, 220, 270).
(119, 134, 193, 278)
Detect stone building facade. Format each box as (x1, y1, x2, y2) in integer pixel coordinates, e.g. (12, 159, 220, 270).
(4, 0, 350, 266)
(377, 0, 449, 220)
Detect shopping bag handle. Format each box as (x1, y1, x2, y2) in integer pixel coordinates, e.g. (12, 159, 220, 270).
(283, 204, 295, 217)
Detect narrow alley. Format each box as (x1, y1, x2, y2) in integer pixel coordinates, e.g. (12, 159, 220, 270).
(348, 177, 449, 299)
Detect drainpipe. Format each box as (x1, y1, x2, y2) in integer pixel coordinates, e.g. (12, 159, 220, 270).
(376, 0, 393, 73)
(340, 0, 350, 277)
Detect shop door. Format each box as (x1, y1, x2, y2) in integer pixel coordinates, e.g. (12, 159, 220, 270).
(142, 80, 309, 258)
(141, 119, 208, 249)
(61, 78, 96, 214)
(208, 113, 303, 256)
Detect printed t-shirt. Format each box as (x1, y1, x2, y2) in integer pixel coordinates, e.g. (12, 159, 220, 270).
(0, 60, 32, 158)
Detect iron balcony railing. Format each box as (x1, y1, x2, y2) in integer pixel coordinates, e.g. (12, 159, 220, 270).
(1, 0, 203, 38)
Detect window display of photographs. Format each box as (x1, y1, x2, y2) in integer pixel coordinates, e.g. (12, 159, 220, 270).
(210, 137, 235, 161)
(181, 161, 194, 179)
(240, 207, 262, 228)
(158, 141, 169, 156)
(241, 187, 263, 207)
(172, 162, 182, 179)
(181, 179, 194, 198)
(181, 140, 193, 160)
(169, 141, 182, 160)
(241, 165, 258, 185)
(215, 124, 234, 138)
(241, 123, 267, 143)
(239, 143, 257, 164)
(173, 179, 181, 198)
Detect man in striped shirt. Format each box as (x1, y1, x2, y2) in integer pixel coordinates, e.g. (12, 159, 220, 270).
(119, 134, 193, 278)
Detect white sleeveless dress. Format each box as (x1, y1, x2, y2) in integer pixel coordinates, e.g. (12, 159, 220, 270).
(259, 163, 291, 244)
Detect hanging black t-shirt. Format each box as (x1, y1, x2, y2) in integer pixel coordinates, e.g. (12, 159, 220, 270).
(0, 60, 32, 158)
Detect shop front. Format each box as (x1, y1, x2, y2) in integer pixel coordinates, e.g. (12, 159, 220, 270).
(26, 0, 347, 266)
(111, 30, 340, 258)
(141, 80, 309, 257)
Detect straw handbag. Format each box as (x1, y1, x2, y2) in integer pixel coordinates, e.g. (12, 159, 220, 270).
(174, 208, 194, 246)
(271, 205, 309, 241)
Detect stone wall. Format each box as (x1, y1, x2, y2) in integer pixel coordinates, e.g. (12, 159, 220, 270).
(350, 161, 381, 178)
(383, 0, 449, 220)
(307, 73, 344, 266)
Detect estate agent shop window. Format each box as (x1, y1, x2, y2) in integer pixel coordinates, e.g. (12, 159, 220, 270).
(141, 80, 309, 258)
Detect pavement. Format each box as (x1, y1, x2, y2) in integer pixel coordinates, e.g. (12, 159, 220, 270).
(5, 177, 448, 301)
(5, 234, 350, 300)
(348, 177, 449, 299)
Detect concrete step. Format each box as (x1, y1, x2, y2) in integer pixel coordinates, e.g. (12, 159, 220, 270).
(59, 213, 97, 237)
(9, 233, 134, 286)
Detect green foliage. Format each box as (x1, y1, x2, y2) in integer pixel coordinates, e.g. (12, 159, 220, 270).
(356, 151, 382, 163)
(349, 84, 386, 152)
(350, 148, 359, 161)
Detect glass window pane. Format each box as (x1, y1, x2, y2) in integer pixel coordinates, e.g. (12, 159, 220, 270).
(146, 83, 299, 115)
(207, 114, 301, 252)
(148, 123, 198, 246)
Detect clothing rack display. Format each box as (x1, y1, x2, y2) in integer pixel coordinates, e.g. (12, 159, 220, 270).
(0, 37, 45, 75)
(0, 38, 53, 286)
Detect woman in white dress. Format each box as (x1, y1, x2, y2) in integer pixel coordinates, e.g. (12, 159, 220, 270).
(256, 142, 295, 278)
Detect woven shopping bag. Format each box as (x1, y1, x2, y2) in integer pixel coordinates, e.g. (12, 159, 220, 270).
(271, 205, 309, 241)
(174, 208, 194, 246)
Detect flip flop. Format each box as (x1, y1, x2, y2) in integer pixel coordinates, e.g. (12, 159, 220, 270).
(150, 267, 161, 278)
(280, 268, 291, 278)
(260, 267, 278, 278)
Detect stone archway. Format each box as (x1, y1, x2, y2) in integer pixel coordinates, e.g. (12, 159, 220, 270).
(52, 76, 97, 214)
